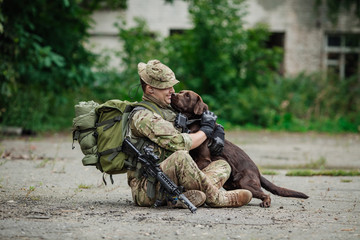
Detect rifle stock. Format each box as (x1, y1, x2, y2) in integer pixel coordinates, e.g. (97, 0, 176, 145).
(123, 138, 197, 213)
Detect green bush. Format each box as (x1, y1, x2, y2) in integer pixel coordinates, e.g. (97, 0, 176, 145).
(0, 0, 98, 131)
(270, 73, 360, 132)
(115, 0, 359, 133)
(1, 0, 358, 133)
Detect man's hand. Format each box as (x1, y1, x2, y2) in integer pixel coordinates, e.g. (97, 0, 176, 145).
(208, 124, 225, 156)
(200, 110, 217, 138)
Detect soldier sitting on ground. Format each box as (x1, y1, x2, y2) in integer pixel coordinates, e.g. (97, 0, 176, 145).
(126, 59, 252, 208)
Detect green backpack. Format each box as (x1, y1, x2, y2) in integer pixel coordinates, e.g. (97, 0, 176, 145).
(72, 99, 163, 181)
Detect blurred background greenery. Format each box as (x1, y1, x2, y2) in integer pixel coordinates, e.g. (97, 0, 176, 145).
(0, 0, 359, 133)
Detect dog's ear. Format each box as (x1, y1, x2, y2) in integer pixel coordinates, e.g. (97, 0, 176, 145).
(194, 96, 208, 115)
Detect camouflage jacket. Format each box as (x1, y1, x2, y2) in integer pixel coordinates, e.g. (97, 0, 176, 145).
(127, 107, 192, 159)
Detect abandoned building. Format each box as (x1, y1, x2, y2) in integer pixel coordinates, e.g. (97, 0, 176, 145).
(89, 0, 360, 80)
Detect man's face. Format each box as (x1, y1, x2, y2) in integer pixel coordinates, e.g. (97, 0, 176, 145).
(151, 86, 175, 105)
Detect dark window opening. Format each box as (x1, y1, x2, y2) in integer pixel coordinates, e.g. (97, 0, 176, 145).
(328, 34, 341, 47)
(327, 53, 339, 60)
(345, 34, 360, 48)
(326, 33, 360, 80)
(266, 32, 285, 75)
(266, 32, 285, 48)
(170, 29, 186, 36)
(345, 53, 359, 78)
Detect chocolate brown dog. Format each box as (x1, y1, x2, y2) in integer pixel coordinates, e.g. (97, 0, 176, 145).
(171, 90, 309, 207)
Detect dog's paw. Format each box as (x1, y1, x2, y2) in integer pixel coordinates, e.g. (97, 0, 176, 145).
(260, 198, 271, 208)
(260, 202, 271, 208)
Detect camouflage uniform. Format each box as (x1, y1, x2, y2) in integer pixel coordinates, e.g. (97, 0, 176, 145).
(127, 59, 251, 208)
(127, 108, 231, 207)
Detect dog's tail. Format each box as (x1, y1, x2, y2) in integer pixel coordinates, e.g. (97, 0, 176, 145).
(260, 175, 309, 199)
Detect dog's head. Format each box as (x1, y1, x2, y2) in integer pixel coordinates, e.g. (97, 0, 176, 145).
(171, 90, 208, 118)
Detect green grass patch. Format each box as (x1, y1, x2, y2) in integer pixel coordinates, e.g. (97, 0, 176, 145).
(78, 184, 93, 189)
(26, 186, 36, 197)
(286, 169, 360, 177)
(261, 170, 278, 175)
(260, 157, 328, 170)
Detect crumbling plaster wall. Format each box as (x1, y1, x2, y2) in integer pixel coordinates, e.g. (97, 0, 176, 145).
(89, 0, 360, 75)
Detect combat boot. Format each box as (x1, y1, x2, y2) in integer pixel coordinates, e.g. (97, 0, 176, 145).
(207, 189, 252, 208)
(170, 190, 206, 209)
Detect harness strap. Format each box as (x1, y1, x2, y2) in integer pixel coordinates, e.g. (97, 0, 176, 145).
(137, 101, 165, 119)
(98, 146, 122, 162)
(96, 115, 122, 131)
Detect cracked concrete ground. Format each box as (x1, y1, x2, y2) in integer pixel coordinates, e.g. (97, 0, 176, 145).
(0, 131, 359, 239)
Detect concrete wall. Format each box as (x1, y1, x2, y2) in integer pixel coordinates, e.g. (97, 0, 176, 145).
(87, 11, 125, 69)
(245, 0, 325, 75)
(246, 0, 360, 76)
(126, 0, 191, 36)
(88, 0, 360, 75)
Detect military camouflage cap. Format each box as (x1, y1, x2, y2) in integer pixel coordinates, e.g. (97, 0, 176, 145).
(138, 59, 179, 89)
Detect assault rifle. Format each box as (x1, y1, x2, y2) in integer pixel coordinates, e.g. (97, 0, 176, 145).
(122, 138, 197, 213)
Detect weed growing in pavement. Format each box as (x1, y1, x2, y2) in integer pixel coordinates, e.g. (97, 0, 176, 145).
(261, 170, 278, 175)
(26, 186, 36, 196)
(286, 169, 360, 177)
(78, 184, 93, 189)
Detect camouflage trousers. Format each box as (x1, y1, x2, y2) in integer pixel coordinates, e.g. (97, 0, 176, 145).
(127, 150, 231, 207)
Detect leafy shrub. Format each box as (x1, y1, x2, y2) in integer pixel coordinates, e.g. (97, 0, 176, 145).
(1, 0, 98, 131)
(1, 0, 358, 133)
(115, 0, 359, 133)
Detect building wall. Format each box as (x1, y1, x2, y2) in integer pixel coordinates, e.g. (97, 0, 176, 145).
(88, 11, 125, 69)
(89, 0, 360, 75)
(126, 0, 191, 36)
(245, 0, 326, 75)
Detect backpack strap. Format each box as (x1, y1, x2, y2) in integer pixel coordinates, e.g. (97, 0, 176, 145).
(135, 101, 165, 119)
(98, 146, 122, 162)
(96, 115, 122, 131)
(102, 173, 114, 185)
(125, 101, 172, 199)
(97, 101, 163, 165)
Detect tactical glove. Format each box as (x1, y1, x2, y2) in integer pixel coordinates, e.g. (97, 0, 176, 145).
(174, 113, 190, 133)
(200, 110, 217, 138)
(208, 124, 225, 156)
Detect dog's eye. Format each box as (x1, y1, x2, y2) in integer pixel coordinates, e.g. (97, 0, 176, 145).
(185, 93, 190, 98)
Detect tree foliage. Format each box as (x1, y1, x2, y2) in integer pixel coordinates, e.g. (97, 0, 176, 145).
(0, 0, 96, 95)
(166, 0, 283, 127)
(118, 0, 284, 127)
(0, 0, 358, 132)
(0, 0, 125, 130)
(118, 0, 359, 132)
